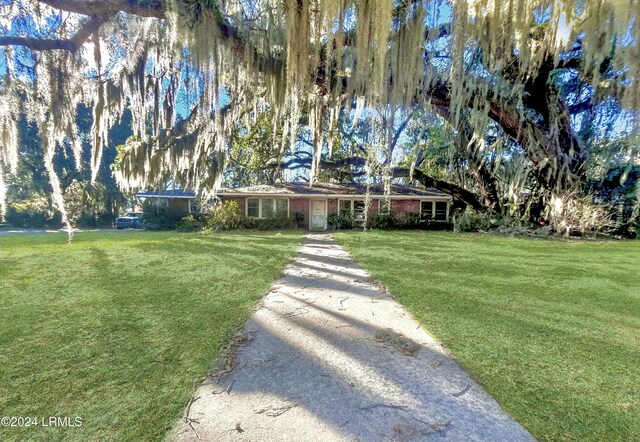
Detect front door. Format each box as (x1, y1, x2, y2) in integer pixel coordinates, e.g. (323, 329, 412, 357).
(310, 199, 327, 230)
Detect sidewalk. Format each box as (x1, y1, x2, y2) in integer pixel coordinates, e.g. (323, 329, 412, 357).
(170, 234, 534, 441)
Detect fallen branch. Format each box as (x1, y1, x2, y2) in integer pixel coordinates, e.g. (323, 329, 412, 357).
(254, 403, 298, 417)
(184, 395, 200, 422)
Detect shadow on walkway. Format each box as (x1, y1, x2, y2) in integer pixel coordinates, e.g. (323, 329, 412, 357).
(170, 234, 533, 442)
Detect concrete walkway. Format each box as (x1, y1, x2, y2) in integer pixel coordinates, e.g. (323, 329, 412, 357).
(170, 234, 534, 442)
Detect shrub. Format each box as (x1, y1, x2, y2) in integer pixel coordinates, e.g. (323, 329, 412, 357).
(292, 211, 305, 228)
(142, 201, 184, 230)
(403, 212, 422, 228)
(207, 201, 243, 231)
(368, 211, 392, 229)
(368, 211, 427, 230)
(328, 213, 353, 230)
(453, 209, 498, 232)
(176, 214, 205, 232)
(76, 213, 99, 228)
(253, 210, 296, 230)
(5, 202, 62, 228)
(422, 219, 455, 231)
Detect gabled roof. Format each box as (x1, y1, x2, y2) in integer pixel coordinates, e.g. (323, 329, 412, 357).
(217, 182, 450, 198)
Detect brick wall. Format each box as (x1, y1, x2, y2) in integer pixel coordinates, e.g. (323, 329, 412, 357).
(290, 198, 310, 225)
(390, 199, 420, 214)
(328, 198, 338, 215)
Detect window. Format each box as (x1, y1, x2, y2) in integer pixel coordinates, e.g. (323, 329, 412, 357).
(247, 199, 259, 218)
(339, 200, 351, 217)
(420, 201, 433, 218)
(353, 200, 365, 221)
(435, 201, 448, 220)
(275, 198, 289, 214)
(247, 198, 289, 218)
(261, 199, 274, 218)
(338, 199, 367, 220)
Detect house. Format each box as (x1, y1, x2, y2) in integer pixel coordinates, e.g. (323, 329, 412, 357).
(136, 189, 198, 213)
(217, 182, 453, 231)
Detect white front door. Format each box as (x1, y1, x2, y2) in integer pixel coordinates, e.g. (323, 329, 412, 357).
(310, 199, 327, 230)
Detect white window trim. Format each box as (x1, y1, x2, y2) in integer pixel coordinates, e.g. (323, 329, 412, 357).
(421, 200, 450, 220)
(245, 197, 289, 218)
(421, 200, 435, 218)
(337, 198, 371, 216)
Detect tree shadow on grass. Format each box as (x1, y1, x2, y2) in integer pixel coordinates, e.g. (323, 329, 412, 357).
(172, 235, 533, 442)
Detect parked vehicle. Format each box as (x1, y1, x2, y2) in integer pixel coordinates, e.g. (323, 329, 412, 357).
(115, 212, 143, 229)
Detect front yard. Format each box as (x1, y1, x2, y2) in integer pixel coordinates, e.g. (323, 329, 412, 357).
(0, 231, 302, 441)
(335, 231, 639, 442)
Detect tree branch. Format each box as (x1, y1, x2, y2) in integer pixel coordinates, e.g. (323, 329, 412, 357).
(392, 167, 484, 211)
(0, 14, 109, 52)
(36, 0, 165, 18)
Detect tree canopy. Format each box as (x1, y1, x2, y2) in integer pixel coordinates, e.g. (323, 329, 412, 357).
(0, 0, 638, 232)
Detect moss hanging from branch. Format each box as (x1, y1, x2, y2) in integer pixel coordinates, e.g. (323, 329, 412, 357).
(0, 0, 638, 229)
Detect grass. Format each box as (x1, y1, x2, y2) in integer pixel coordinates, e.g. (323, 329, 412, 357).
(0, 230, 302, 441)
(334, 231, 639, 442)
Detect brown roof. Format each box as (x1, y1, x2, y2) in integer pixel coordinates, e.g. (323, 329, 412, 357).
(218, 182, 449, 198)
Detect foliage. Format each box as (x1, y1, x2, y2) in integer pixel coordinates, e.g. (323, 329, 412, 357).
(251, 210, 296, 230)
(175, 213, 206, 232)
(225, 107, 286, 186)
(335, 231, 640, 442)
(206, 200, 243, 231)
(588, 165, 640, 239)
(1, 0, 638, 231)
(142, 201, 184, 230)
(453, 209, 501, 233)
(367, 210, 452, 230)
(328, 213, 353, 230)
(292, 211, 305, 227)
(0, 231, 302, 441)
(547, 193, 615, 237)
(5, 200, 61, 228)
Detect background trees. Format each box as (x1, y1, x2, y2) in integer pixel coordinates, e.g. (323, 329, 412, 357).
(0, 0, 638, 232)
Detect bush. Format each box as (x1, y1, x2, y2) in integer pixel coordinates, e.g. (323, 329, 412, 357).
(207, 201, 243, 231)
(292, 211, 305, 228)
(367, 211, 441, 230)
(368, 211, 392, 229)
(253, 210, 296, 230)
(5, 202, 62, 228)
(328, 213, 353, 230)
(422, 219, 455, 231)
(142, 201, 184, 230)
(176, 214, 205, 232)
(76, 213, 99, 228)
(453, 210, 499, 232)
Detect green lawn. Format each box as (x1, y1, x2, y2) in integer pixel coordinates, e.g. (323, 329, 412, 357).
(0, 231, 302, 441)
(335, 231, 639, 442)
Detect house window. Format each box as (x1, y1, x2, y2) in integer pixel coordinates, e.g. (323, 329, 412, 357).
(261, 199, 274, 218)
(435, 201, 448, 220)
(247, 198, 289, 218)
(275, 198, 289, 214)
(247, 199, 260, 218)
(339, 200, 351, 217)
(421, 201, 433, 218)
(353, 200, 365, 221)
(338, 199, 366, 220)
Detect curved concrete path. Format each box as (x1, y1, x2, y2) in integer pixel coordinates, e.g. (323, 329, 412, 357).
(170, 234, 534, 442)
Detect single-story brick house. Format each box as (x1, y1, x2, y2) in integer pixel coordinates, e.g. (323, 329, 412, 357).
(217, 182, 453, 231)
